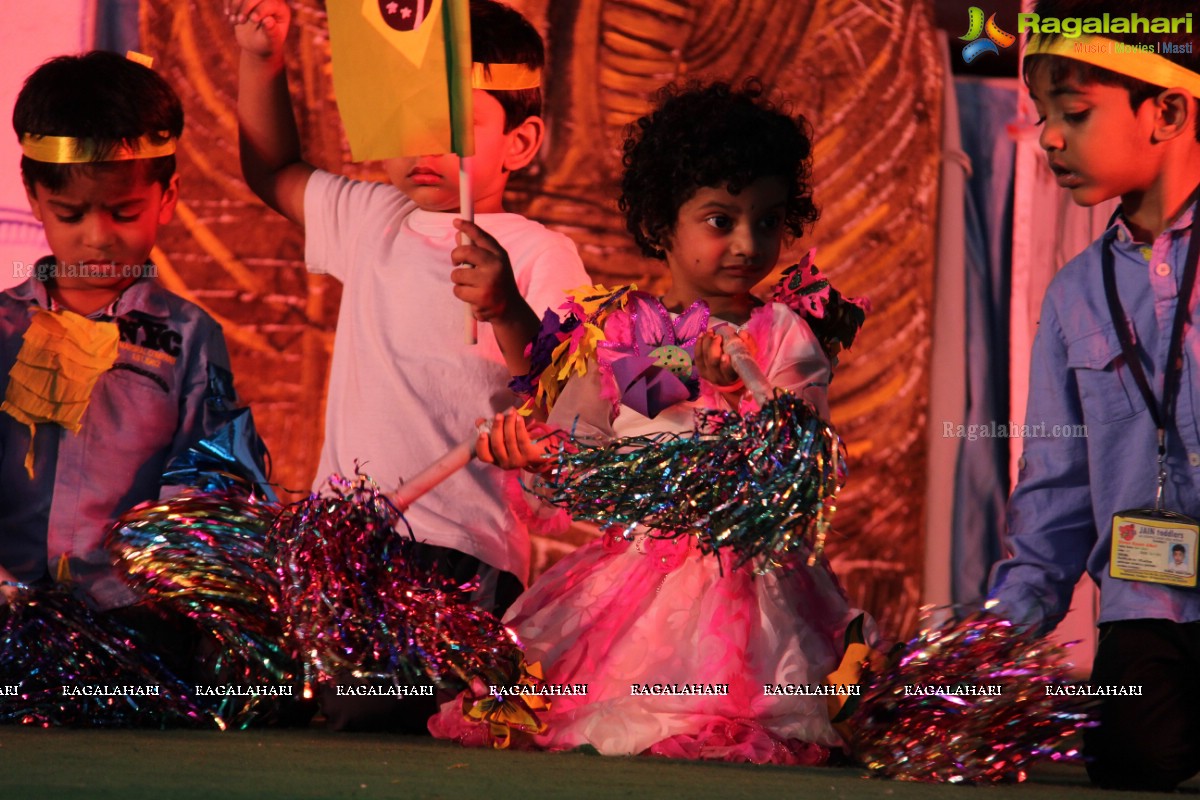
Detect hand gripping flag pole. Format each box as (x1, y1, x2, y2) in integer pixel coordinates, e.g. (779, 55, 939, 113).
(442, 0, 478, 344)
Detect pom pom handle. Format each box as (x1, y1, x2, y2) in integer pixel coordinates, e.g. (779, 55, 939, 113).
(391, 418, 494, 511)
(714, 324, 772, 405)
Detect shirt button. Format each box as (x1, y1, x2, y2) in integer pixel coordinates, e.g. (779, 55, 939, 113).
(1117, 228, 1128, 242)
(1156, 262, 1172, 276)
(1190, 452, 1200, 467)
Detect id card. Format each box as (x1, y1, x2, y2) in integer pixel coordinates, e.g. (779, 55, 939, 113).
(1110, 509, 1199, 588)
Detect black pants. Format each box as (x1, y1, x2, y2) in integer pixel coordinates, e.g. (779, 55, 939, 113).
(1084, 619, 1200, 791)
(318, 542, 524, 732)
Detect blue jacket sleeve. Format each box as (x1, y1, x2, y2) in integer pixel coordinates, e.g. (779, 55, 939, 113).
(163, 319, 274, 500)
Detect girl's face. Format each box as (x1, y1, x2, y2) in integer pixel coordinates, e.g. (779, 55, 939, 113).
(661, 176, 788, 320)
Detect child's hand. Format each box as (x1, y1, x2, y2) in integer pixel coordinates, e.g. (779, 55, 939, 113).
(228, 0, 291, 60)
(476, 409, 554, 471)
(451, 219, 523, 323)
(0, 564, 21, 606)
(695, 329, 752, 391)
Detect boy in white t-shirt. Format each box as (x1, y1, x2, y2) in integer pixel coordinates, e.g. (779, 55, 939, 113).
(232, 0, 589, 729)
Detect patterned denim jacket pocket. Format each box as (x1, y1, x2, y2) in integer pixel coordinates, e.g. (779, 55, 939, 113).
(1066, 324, 1138, 424)
(96, 363, 179, 446)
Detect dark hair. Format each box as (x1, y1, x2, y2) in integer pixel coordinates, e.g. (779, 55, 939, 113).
(1173, 544, 1186, 554)
(470, 0, 544, 131)
(13, 50, 183, 192)
(1024, 0, 1200, 139)
(619, 79, 819, 260)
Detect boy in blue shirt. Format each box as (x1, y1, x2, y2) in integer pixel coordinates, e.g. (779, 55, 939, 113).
(988, 0, 1200, 789)
(1, 51, 268, 616)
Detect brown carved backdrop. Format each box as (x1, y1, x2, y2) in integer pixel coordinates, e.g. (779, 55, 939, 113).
(142, 0, 941, 639)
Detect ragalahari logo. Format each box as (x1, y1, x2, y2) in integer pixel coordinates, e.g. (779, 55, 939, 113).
(961, 7, 1017, 63)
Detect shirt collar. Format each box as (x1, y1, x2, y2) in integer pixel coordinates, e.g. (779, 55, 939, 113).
(4, 256, 172, 319)
(1108, 198, 1197, 245)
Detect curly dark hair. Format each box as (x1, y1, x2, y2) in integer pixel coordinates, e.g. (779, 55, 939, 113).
(619, 79, 819, 259)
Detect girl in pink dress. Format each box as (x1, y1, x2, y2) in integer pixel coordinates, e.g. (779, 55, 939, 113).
(431, 79, 871, 764)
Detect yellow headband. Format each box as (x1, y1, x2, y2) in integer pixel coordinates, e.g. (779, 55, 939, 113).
(19, 133, 177, 164)
(471, 63, 541, 91)
(1027, 34, 1200, 97)
(125, 50, 154, 68)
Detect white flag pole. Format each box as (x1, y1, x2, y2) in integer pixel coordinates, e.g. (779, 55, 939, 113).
(461, 155, 477, 344)
(715, 325, 773, 405)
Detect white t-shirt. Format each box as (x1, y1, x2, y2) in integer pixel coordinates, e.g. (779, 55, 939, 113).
(304, 170, 590, 582)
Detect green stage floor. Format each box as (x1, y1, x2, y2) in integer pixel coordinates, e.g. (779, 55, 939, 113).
(4, 729, 1198, 800)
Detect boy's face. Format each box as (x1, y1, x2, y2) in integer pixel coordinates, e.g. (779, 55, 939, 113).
(25, 164, 178, 292)
(383, 89, 535, 214)
(1029, 65, 1160, 207)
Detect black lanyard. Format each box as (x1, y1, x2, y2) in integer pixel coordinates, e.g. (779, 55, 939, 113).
(1102, 214, 1200, 509)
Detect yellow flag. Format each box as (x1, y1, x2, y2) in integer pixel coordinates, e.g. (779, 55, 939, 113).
(326, 0, 474, 161)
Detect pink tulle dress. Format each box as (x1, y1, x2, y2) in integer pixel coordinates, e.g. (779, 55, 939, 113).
(430, 296, 863, 764)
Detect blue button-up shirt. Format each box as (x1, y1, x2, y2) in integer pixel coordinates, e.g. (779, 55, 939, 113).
(0, 269, 252, 609)
(989, 204, 1200, 634)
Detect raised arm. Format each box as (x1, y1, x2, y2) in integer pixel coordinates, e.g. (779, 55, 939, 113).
(232, 0, 314, 225)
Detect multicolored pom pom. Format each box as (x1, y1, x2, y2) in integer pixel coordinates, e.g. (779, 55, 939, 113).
(269, 473, 532, 697)
(0, 587, 205, 728)
(108, 485, 298, 728)
(535, 391, 842, 569)
(847, 614, 1094, 783)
